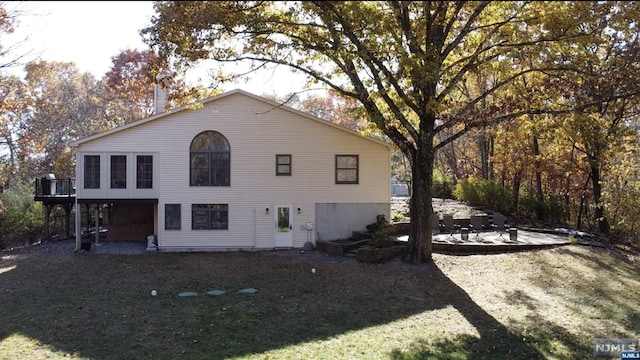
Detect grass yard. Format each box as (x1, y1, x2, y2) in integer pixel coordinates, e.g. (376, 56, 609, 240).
(0, 242, 638, 360)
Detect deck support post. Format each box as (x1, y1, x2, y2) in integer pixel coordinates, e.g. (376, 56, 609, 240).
(63, 203, 72, 240)
(75, 202, 82, 251)
(44, 204, 53, 242)
(33, 177, 77, 246)
(95, 205, 100, 245)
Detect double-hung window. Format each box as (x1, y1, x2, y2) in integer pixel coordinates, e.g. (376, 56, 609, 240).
(335, 155, 359, 184)
(276, 154, 291, 176)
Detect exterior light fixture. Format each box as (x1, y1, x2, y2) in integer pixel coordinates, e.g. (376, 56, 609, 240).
(265, 208, 269, 215)
(297, 207, 301, 214)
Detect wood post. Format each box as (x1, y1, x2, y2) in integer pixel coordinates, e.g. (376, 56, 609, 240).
(44, 204, 52, 242)
(75, 202, 82, 251)
(95, 205, 100, 245)
(63, 203, 73, 240)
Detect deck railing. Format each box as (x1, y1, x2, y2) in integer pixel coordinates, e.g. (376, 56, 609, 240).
(34, 178, 76, 200)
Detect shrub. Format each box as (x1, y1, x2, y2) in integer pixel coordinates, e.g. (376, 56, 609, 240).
(433, 168, 455, 198)
(515, 193, 566, 224)
(369, 232, 394, 248)
(366, 214, 389, 232)
(454, 177, 568, 225)
(391, 212, 406, 223)
(0, 181, 45, 249)
(453, 177, 515, 214)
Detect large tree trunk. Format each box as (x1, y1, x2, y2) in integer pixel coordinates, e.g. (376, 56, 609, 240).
(533, 135, 544, 220)
(442, 137, 458, 182)
(478, 132, 493, 180)
(590, 162, 610, 234)
(2, 133, 17, 189)
(404, 144, 434, 264)
(512, 170, 522, 213)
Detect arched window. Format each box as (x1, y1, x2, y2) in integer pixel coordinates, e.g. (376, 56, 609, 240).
(190, 131, 230, 186)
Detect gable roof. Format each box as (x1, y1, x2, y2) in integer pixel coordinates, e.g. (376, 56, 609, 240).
(69, 89, 390, 148)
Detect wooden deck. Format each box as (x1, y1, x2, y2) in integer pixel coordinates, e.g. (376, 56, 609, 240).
(33, 177, 76, 240)
(34, 178, 76, 204)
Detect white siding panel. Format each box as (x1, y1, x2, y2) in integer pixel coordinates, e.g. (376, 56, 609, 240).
(76, 92, 390, 250)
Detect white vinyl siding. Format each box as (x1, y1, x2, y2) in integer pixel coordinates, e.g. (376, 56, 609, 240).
(73, 91, 390, 250)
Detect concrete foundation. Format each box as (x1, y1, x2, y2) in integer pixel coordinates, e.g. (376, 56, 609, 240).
(315, 202, 390, 241)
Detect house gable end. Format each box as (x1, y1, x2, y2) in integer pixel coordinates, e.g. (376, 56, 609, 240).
(69, 89, 389, 150)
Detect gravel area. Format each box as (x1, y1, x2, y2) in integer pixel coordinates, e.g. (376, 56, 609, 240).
(1, 240, 359, 263)
(2, 240, 149, 257)
(2, 241, 76, 257)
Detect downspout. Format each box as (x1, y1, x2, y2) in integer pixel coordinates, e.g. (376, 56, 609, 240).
(252, 208, 256, 249)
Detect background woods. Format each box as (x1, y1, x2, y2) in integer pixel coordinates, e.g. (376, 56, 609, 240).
(0, 1, 639, 254)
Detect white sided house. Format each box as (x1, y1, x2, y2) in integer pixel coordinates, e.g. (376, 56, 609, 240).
(69, 89, 391, 252)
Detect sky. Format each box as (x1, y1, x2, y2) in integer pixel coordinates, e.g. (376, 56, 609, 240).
(3, 1, 310, 97)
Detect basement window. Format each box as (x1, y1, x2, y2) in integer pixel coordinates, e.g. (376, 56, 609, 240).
(192, 204, 228, 230)
(165, 204, 181, 230)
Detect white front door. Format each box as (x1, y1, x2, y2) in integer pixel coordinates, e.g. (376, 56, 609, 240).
(275, 205, 293, 247)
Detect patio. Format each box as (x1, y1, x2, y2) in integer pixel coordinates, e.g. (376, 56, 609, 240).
(396, 227, 574, 253)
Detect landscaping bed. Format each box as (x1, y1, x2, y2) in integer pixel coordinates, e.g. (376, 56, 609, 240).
(355, 242, 405, 263)
(315, 238, 370, 256)
(317, 222, 410, 262)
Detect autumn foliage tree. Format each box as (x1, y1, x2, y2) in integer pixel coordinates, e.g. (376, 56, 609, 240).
(142, 1, 640, 263)
(0, 74, 31, 187)
(0, 1, 17, 69)
(103, 49, 159, 126)
(535, 1, 640, 233)
(23, 61, 106, 178)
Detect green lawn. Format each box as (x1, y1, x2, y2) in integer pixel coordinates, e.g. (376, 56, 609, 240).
(0, 243, 638, 360)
